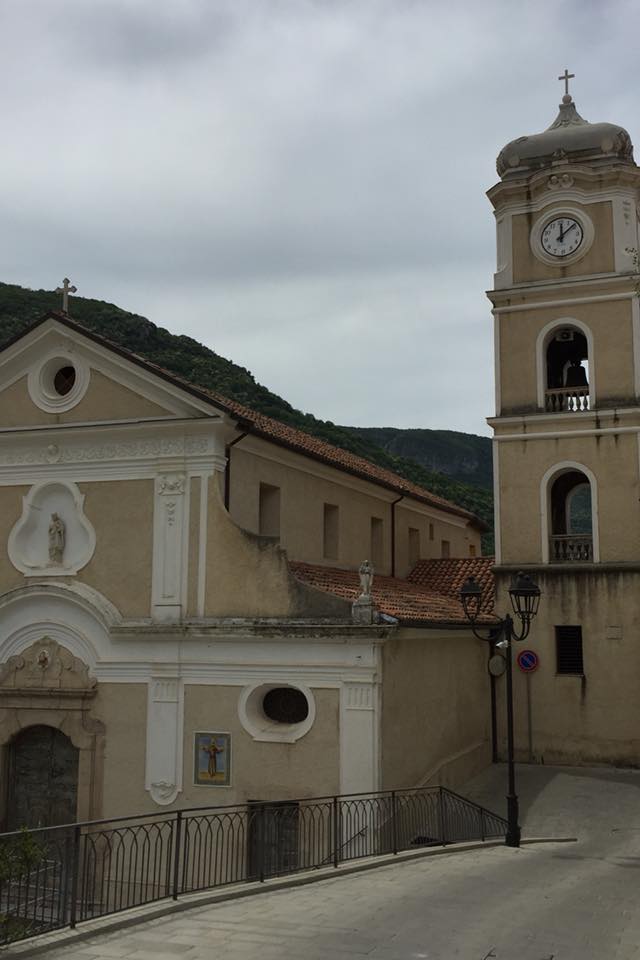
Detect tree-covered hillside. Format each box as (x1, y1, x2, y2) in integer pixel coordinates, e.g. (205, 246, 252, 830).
(0, 281, 494, 548)
(344, 426, 493, 490)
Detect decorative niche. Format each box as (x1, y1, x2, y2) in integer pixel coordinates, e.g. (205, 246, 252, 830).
(8, 480, 96, 577)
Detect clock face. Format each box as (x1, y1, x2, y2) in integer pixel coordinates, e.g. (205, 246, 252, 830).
(541, 217, 584, 258)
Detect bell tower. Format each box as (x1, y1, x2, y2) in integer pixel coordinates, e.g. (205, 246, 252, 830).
(487, 76, 640, 765)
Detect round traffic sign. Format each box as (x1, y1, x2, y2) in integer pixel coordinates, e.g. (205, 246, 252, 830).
(517, 649, 539, 673)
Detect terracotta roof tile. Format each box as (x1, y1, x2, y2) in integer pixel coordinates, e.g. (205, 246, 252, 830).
(290, 560, 497, 626)
(407, 557, 495, 615)
(20, 313, 485, 530)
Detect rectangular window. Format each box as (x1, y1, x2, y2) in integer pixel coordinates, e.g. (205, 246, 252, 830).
(429, 522, 434, 541)
(441, 539, 450, 559)
(259, 483, 281, 538)
(370, 517, 384, 566)
(408, 527, 420, 567)
(555, 625, 584, 675)
(323, 503, 339, 560)
(469, 544, 477, 557)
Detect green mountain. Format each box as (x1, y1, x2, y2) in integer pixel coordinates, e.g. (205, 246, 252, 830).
(0, 281, 494, 550)
(343, 427, 493, 490)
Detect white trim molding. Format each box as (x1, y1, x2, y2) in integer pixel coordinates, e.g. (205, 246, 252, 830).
(27, 349, 90, 414)
(145, 676, 184, 806)
(152, 473, 188, 622)
(540, 460, 600, 563)
(237, 681, 316, 743)
(535, 316, 595, 411)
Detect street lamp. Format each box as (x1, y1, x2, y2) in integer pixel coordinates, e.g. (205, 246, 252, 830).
(460, 571, 541, 848)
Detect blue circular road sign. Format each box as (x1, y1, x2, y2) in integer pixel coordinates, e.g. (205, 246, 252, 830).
(517, 649, 539, 673)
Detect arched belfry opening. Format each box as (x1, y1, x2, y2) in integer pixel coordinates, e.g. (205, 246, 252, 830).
(545, 326, 590, 412)
(5, 726, 79, 830)
(549, 469, 594, 561)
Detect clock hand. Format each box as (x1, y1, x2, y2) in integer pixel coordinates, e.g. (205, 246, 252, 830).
(563, 222, 577, 236)
(557, 221, 566, 243)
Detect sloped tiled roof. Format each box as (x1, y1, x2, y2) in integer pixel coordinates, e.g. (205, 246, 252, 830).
(289, 559, 497, 626)
(6, 312, 486, 529)
(407, 556, 495, 615)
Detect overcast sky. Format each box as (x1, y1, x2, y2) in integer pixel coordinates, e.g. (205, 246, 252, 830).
(1, 0, 639, 436)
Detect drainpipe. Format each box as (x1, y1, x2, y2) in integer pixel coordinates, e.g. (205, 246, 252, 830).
(224, 432, 248, 511)
(390, 496, 404, 578)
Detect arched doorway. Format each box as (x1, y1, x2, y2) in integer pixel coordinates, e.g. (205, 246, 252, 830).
(6, 726, 79, 829)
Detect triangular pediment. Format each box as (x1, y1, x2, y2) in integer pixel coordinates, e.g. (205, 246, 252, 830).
(0, 314, 226, 428)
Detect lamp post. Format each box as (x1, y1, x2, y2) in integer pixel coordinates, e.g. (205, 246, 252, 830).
(460, 571, 541, 848)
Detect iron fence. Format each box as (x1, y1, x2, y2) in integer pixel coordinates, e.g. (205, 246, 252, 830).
(0, 785, 506, 946)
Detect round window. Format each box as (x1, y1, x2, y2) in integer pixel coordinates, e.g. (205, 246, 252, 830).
(262, 687, 309, 725)
(53, 366, 76, 397)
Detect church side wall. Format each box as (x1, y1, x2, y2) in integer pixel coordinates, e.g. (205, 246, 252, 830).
(227, 441, 479, 576)
(0, 485, 30, 594)
(95, 682, 149, 817)
(380, 628, 491, 791)
(494, 569, 640, 766)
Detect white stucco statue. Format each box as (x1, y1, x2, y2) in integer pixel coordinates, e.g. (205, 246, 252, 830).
(358, 560, 374, 599)
(48, 513, 65, 564)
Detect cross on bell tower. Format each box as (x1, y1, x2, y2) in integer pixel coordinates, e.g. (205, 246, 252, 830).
(558, 68, 575, 100)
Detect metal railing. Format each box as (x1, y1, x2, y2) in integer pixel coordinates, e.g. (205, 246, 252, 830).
(0, 786, 506, 946)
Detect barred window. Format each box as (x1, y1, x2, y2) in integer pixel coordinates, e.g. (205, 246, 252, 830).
(555, 625, 584, 675)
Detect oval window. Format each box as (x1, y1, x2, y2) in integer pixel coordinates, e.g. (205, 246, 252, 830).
(53, 366, 76, 397)
(262, 687, 309, 725)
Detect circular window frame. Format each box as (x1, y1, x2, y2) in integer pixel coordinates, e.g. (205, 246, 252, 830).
(530, 206, 595, 268)
(238, 682, 316, 743)
(28, 352, 90, 414)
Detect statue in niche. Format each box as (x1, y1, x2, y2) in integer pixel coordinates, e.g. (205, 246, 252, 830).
(358, 560, 374, 599)
(48, 513, 65, 564)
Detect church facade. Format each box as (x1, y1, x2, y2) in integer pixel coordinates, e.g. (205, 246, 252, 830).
(489, 81, 640, 765)
(0, 313, 491, 829)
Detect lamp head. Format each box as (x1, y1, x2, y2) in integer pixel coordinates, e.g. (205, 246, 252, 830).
(508, 571, 541, 624)
(460, 576, 482, 623)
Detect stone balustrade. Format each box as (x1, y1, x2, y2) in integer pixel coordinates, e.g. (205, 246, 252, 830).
(550, 534, 593, 562)
(545, 386, 590, 413)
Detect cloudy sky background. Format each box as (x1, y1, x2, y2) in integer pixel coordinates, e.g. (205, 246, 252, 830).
(1, 0, 639, 436)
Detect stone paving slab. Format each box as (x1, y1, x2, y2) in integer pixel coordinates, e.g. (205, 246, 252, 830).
(7, 765, 640, 960)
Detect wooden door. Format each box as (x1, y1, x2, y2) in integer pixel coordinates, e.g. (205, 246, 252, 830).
(6, 726, 79, 830)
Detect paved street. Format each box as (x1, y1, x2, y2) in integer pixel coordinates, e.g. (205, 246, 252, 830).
(27, 765, 640, 959)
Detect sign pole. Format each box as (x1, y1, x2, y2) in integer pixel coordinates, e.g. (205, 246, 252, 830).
(526, 672, 533, 763)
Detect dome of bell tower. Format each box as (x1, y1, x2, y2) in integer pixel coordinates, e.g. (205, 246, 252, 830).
(496, 93, 634, 180)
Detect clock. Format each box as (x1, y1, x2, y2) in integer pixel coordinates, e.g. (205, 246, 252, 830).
(541, 216, 584, 258)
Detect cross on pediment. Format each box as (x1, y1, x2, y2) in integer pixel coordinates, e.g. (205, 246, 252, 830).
(55, 277, 77, 314)
(558, 68, 575, 98)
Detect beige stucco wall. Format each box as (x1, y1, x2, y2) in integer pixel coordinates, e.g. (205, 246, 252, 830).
(380, 627, 491, 791)
(182, 685, 340, 806)
(205, 479, 351, 618)
(494, 569, 640, 766)
(94, 682, 149, 818)
(0, 485, 30, 595)
(86, 682, 340, 820)
(511, 200, 614, 285)
(394, 505, 479, 577)
(498, 295, 635, 415)
(497, 431, 640, 565)
(228, 440, 479, 575)
(76, 480, 154, 617)
(0, 371, 172, 427)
